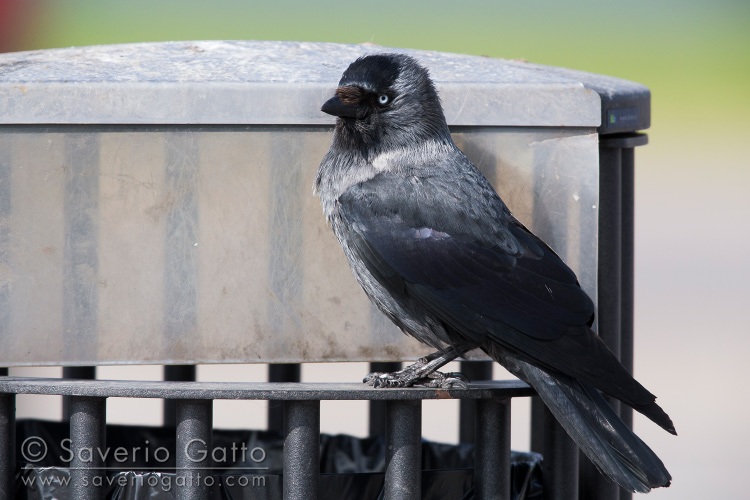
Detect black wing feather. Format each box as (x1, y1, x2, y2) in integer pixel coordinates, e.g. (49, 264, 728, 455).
(340, 170, 675, 434)
(340, 171, 595, 341)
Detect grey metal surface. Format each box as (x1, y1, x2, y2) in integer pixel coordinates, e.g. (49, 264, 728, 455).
(0, 42, 607, 367)
(69, 396, 106, 500)
(475, 398, 511, 500)
(0, 41, 604, 127)
(385, 400, 421, 500)
(283, 400, 320, 500)
(519, 62, 650, 134)
(63, 134, 100, 361)
(0, 125, 599, 366)
(0, 376, 533, 400)
(176, 399, 213, 500)
(164, 133, 200, 355)
(0, 394, 14, 500)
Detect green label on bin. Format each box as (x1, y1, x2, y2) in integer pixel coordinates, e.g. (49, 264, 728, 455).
(606, 107, 639, 129)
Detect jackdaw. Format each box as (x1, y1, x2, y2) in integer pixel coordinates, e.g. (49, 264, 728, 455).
(314, 53, 675, 493)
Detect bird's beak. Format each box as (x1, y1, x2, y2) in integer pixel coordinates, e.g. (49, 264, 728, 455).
(321, 94, 358, 118)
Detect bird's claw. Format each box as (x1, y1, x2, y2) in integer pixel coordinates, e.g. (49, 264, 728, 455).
(363, 369, 469, 389)
(419, 371, 470, 389)
(363, 371, 413, 388)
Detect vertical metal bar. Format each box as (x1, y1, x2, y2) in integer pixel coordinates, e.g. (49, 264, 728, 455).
(176, 399, 213, 500)
(62, 367, 97, 379)
(164, 365, 197, 427)
(581, 143, 622, 500)
(269, 364, 301, 383)
(385, 400, 421, 500)
(268, 364, 301, 433)
(475, 398, 510, 500)
(0, 394, 15, 500)
(597, 145, 623, 362)
(579, 459, 618, 500)
(530, 396, 545, 454)
(619, 147, 636, 500)
(542, 405, 578, 500)
(620, 147, 635, 419)
(69, 396, 106, 500)
(459, 360, 494, 443)
(283, 400, 320, 500)
(62, 366, 96, 421)
(368, 362, 402, 436)
(619, 148, 636, 500)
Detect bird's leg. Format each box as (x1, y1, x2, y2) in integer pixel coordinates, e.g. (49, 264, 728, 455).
(363, 347, 472, 389)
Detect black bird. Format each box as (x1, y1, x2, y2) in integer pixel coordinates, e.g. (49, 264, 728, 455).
(314, 53, 675, 493)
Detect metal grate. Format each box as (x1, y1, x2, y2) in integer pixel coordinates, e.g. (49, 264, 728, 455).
(0, 376, 540, 500)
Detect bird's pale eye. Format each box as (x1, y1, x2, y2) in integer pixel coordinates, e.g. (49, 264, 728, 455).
(378, 94, 390, 105)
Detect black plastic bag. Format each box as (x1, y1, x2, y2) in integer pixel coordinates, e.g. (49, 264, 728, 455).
(16, 420, 542, 499)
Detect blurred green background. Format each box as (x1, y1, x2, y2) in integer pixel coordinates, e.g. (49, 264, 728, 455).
(2, 1, 748, 498)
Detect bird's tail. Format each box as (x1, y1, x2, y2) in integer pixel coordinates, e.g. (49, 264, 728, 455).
(501, 354, 671, 493)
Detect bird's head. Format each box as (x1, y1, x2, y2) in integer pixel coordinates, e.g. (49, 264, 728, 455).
(322, 54, 452, 158)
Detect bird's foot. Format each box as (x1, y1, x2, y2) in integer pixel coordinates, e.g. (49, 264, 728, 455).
(363, 357, 469, 389)
(363, 356, 431, 388)
(419, 370, 469, 389)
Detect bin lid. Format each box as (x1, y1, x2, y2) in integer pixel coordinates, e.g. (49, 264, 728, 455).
(0, 40, 648, 131)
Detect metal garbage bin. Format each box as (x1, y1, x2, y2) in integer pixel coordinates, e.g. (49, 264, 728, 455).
(0, 40, 625, 366)
(0, 40, 649, 500)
